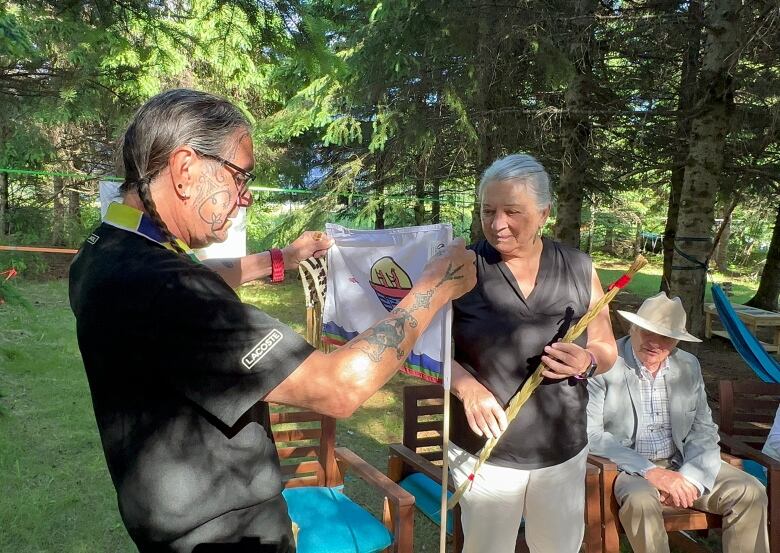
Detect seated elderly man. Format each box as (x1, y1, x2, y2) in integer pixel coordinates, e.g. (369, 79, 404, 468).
(586, 292, 769, 553)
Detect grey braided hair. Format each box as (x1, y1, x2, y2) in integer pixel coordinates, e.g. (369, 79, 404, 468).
(478, 154, 553, 212)
(119, 89, 251, 252)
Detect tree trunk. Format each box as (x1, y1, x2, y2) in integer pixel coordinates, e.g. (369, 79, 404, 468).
(0, 171, 8, 236)
(553, 0, 598, 249)
(669, 0, 743, 337)
(469, 0, 495, 244)
(745, 199, 780, 312)
(715, 208, 732, 272)
(67, 187, 81, 243)
(414, 153, 426, 226)
(414, 181, 425, 225)
(431, 176, 441, 224)
(587, 208, 596, 254)
(662, 0, 704, 294)
(52, 176, 66, 246)
(634, 221, 642, 257)
(374, 153, 386, 230)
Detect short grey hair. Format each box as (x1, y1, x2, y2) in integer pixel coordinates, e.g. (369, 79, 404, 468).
(478, 154, 552, 211)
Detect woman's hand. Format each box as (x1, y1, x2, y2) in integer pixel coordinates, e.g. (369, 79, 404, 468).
(540, 342, 591, 380)
(452, 361, 507, 439)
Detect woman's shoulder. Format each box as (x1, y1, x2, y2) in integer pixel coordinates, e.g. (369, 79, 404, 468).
(468, 239, 501, 262)
(546, 238, 592, 267)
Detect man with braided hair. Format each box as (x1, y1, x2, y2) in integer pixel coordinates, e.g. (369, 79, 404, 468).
(69, 89, 476, 553)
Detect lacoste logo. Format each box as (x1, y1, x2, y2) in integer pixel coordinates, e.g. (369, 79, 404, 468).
(87, 234, 99, 244)
(241, 329, 283, 370)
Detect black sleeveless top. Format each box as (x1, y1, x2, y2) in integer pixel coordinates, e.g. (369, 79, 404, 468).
(450, 238, 593, 469)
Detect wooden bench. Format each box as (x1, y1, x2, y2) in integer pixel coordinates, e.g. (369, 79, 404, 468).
(588, 379, 780, 553)
(387, 384, 602, 553)
(704, 302, 780, 354)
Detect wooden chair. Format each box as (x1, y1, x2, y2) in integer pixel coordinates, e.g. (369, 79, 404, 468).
(283, 257, 413, 552)
(588, 378, 780, 553)
(387, 384, 603, 553)
(271, 404, 414, 553)
(718, 380, 780, 552)
(587, 451, 744, 553)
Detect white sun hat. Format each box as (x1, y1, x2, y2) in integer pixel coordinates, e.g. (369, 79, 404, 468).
(617, 292, 702, 342)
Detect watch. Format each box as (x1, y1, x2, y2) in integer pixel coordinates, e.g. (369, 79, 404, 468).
(575, 350, 598, 380)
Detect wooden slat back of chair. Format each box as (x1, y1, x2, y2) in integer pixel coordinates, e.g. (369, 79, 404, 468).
(719, 380, 780, 451)
(273, 258, 341, 489)
(270, 405, 342, 489)
(402, 385, 445, 464)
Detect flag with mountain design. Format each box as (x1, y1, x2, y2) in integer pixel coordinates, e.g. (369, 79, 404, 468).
(323, 223, 452, 383)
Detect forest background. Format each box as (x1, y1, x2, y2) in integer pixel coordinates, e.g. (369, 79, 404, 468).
(1, 0, 779, 334)
(1, 2, 779, 551)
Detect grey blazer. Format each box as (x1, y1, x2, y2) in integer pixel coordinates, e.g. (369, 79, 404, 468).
(586, 336, 721, 492)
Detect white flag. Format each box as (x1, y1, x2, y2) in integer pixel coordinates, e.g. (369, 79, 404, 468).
(323, 223, 452, 384)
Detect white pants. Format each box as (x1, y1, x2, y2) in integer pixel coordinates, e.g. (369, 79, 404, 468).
(448, 443, 588, 553)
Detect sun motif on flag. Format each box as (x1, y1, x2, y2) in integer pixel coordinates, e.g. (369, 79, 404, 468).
(369, 257, 413, 311)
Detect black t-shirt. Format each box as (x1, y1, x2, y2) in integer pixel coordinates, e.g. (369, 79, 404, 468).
(450, 238, 592, 469)
(69, 224, 315, 552)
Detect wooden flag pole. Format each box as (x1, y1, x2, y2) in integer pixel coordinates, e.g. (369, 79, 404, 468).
(439, 300, 453, 553)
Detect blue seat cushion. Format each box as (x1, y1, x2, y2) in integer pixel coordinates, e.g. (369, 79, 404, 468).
(742, 459, 768, 486)
(282, 486, 393, 553)
(399, 472, 453, 535)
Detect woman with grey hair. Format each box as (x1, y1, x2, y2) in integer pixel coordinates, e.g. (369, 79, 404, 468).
(448, 154, 617, 552)
(68, 89, 476, 552)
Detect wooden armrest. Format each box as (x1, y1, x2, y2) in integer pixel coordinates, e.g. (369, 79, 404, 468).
(388, 443, 456, 492)
(335, 447, 415, 508)
(586, 462, 600, 476)
(719, 433, 780, 471)
(587, 453, 619, 472)
(720, 451, 743, 468)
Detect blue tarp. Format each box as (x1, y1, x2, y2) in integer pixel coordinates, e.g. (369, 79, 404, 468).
(710, 284, 780, 384)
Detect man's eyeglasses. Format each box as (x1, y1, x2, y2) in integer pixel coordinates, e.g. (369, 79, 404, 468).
(193, 149, 255, 207)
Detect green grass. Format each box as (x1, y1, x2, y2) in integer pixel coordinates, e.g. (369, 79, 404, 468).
(0, 262, 758, 552)
(0, 280, 135, 552)
(0, 279, 439, 552)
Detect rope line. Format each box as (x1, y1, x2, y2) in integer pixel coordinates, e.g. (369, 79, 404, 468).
(0, 167, 473, 206)
(671, 235, 712, 271)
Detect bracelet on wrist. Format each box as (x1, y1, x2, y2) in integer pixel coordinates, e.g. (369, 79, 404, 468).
(269, 248, 285, 283)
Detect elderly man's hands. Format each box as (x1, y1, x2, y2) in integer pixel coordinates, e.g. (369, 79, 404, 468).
(645, 467, 700, 508)
(282, 231, 334, 271)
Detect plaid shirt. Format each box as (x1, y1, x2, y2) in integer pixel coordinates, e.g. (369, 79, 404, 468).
(631, 348, 678, 462)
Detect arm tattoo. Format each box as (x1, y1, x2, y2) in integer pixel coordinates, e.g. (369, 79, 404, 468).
(391, 307, 418, 327)
(409, 290, 434, 311)
(435, 262, 465, 287)
(348, 309, 417, 362)
(220, 261, 235, 269)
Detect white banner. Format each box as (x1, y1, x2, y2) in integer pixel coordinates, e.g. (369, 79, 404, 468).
(323, 223, 452, 384)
